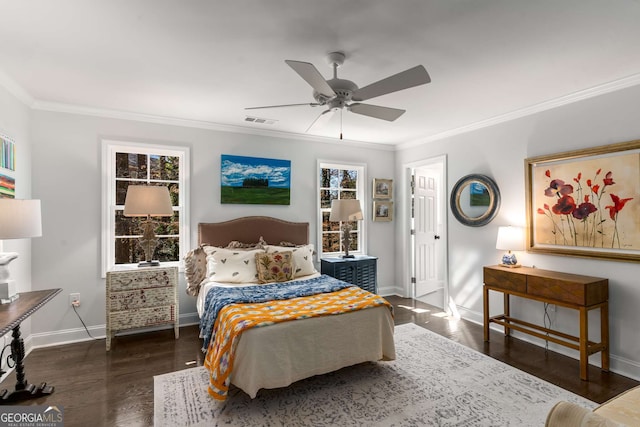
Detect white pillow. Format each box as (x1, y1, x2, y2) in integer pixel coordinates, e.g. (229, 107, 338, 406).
(206, 248, 264, 283)
(264, 244, 317, 277)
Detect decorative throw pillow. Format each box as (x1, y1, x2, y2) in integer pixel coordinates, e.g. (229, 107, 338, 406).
(225, 236, 267, 249)
(206, 248, 264, 283)
(183, 245, 208, 296)
(255, 251, 294, 283)
(264, 244, 317, 277)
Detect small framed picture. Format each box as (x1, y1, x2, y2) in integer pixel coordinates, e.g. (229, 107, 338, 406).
(373, 178, 392, 199)
(373, 200, 393, 222)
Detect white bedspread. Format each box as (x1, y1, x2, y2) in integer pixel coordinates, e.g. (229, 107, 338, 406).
(197, 275, 395, 398)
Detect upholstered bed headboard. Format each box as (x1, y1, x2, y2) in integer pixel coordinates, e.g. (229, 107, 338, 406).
(198, 216, 309, 247)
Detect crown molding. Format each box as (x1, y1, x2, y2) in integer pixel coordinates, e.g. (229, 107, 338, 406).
(4, 69, 639, 152)
(0, 69, 34, 107)
(31, 100, 395, 152)
(396, 72, 640, 151)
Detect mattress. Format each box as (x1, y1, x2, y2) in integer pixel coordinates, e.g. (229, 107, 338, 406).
(197, 274, 395, 398)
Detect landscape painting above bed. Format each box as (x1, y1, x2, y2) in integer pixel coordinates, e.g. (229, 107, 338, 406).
(220, 154, 291, 205)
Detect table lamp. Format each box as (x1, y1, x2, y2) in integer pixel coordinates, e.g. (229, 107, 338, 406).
(329, 199, 363, 258)
(0, 199, 42, 302)
(496, 225, 525, 267)
(123, 185, 173, 267)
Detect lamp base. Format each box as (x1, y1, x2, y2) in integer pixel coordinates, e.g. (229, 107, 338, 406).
(138, 260, 161, 268)
(0, 280, 17, 301)
(341, 254, 355, 259)
(499, 263, 521, 268)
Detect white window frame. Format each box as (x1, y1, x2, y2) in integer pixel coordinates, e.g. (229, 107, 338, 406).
(317, 160, 367, 258)
(101, 140, 190, 276)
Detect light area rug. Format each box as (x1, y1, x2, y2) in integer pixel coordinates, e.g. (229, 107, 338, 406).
(154, 322, 596, 427)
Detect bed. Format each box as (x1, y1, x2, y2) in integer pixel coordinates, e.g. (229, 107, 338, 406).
(185, 216, 395, 400)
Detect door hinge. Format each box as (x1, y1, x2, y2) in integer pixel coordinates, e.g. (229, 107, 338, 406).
(411, 277, 416, 284)
(410, 174, 415, 195)
(410, 229, 415, 235)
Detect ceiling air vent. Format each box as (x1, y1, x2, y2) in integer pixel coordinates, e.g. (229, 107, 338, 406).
(245, 116, 278, 125)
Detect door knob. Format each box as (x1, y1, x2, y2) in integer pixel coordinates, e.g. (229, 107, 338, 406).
(434, 235, 441, 240)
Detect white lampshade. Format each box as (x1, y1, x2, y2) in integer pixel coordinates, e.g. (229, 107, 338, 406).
(0, 199, 42, 239)
(329, 199, 363, 222)
(0, 199, 42, 300)
(496, 226, 525, 251)
(124, 186, 173, 217)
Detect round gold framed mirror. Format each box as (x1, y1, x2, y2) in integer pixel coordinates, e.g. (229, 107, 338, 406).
(450, 174, 500, 227)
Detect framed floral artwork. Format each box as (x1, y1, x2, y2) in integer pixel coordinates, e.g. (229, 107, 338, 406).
(525, 139, 640, 261)
(373, 178, 392, 199)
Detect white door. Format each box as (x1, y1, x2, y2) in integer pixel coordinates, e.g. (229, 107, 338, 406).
(413, 167, 445, 304)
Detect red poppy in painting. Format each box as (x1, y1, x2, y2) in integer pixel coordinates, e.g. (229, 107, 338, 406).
(552, 195, 576, 215)
(573, 201, 597, 220)
(537, 167, 632, 249)
(573, 172, 582, 183)
(544, 179, 574, 197)
(605, 194, 633, 220)
(603, 171, 615, 186)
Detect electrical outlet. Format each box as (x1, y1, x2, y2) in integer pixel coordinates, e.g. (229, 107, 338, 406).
(70, 293, 80, 307)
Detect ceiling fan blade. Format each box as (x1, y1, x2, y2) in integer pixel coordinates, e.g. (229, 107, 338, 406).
(285, 60, 336, 98)
(245, 102, 320, 110)
(306, 109, 336, 132)
(348, 103, 405, 121)
(351, 65, 431, 102)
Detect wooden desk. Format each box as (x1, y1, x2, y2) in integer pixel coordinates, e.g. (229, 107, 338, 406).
(483, 266, 608, 380)
(0, 288, 61, 403)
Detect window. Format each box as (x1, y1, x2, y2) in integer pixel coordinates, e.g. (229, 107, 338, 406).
(318, 161, 366, 257)
(102, 141, 189, 275)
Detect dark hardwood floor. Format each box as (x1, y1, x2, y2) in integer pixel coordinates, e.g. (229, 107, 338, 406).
(1, 296, 638, 426)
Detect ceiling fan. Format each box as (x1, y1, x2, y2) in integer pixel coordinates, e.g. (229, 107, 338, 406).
(245, 51, 431, 138)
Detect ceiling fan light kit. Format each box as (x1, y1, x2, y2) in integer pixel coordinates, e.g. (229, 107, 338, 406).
(246, 51, 431, 138)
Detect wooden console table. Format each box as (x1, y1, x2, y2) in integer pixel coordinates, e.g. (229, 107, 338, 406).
(483, 265, 608, 380)
(0, 288, 61, 403)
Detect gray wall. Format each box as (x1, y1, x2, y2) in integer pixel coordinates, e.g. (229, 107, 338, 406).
(28, 111, 396, 344)
(395, 84, 640, 380)
(1, 75, 639, 381)
(0, 84, 33, 378)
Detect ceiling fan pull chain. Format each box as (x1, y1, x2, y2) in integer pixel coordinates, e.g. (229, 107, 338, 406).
(340, 109, 343, 140)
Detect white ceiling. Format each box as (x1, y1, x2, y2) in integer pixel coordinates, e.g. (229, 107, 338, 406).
(2, 0, 640, 147)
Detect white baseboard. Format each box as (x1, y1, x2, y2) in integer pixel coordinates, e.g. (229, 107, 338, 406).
(456, 304, 640, 382)
(30, 311, 201, 349)
(379, 285, 405, 297)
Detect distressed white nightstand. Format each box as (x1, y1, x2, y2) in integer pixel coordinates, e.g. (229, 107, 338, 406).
(105, 266, 179, 351)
